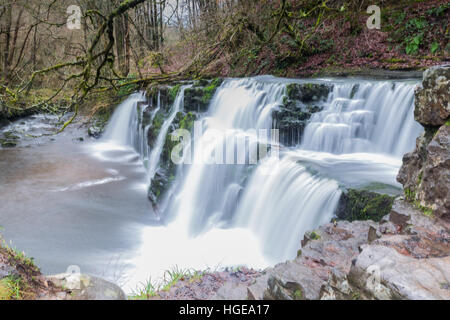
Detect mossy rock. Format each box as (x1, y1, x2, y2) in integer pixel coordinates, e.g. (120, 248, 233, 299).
(273, 97, 324, 146)
(285, 83, 332, 103)
(184, 78, 223, 113)
(0, 139, 17, 148)
(336, 189, 395, 222)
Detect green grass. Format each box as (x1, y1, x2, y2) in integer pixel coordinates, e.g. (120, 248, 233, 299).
(0, 276, 26, 300)
(129, 266, 207, 300)
(1, 239, 37, 270)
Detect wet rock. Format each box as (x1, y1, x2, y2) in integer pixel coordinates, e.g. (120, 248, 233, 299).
(0, 139, 17, 148)
(48, 273, 126, 300)
(285, 83, 332, 103)
(273, 83, 331, 146)
(184, 78, 223, 113)
(0, 130, 20, 148)
(88, 126, 102, 138)
(148, 168, 172, 206)
(414, 65, 450, 127)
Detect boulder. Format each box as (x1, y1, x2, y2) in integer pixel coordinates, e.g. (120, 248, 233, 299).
(417, 125, 450, 218)
(184, 78, 223, 113)
(254, 220, 375, 300)
(398, 125, 450, 220)
(336, 189, 395, 222)
(48, 273, 126, 300)
(273, 83, 331, 146)
(349, 245, 450, 300)
(414, 65, 450, 126)
(398, 65, 450, 220)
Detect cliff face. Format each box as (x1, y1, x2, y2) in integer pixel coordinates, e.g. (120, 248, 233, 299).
(398, 65, 450, 220)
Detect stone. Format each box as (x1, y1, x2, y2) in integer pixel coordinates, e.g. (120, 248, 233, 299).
(273, 83, 331, 146)
(88, 126, 102, 139)
(213, 282, 248, 300)
(417, 125, 450, 219)
(367, 226, 380, 243)
(336, 189, 395, 222)
(389, 200, 413, 229)
(247, 274, 270, 300)
(414, 65, 450, 126)
(398, 125, 450, 220)
(0, 264, 17, 279)
(48, 273, 126, 300)
(398, 65, 450, 220)
(349, 245, 450, 300)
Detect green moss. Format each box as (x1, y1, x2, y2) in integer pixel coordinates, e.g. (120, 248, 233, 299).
(337, 189, 395, 222)
(201, 78, 222, 104)
(405, 188, 416, 202)
(178, 112, 196, 131)
(169, 84, 182, 104)
(117, 75, 139, 98)
(310, 231, 321, 240)
(293, 289, 303, 300)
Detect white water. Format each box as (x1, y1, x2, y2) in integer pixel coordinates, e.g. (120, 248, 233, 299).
(93, 77, 422, 291)
(166, 79, 285, 233)
(102, 92, 147, 146)
(147, 86, 188, 180)
(301, 82, 422, 157)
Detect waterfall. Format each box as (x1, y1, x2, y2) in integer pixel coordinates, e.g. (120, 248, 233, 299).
(165, 79, 285, 234)
(162, 77, 421, 264)
(147, 86, 188, 180)
(102, 92, 147, 147)
(234, 154, 342, 262)
(99, 77, 422, 288)
(233, 150, 402, 261)
(301, 81, 422, 157)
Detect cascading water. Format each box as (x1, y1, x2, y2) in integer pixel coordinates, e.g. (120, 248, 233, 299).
(96, 77, 422, 291)
(162, 78, 421, 263)
(147, 86, 189, 180)
(102, 92, 147, 147)
(165, 79, 285, 233)
(301, 81, 422, 157)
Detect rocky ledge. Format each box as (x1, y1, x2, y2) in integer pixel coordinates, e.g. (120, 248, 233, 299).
(207, 198, 449, 300)
(398, 65, 449, 220)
